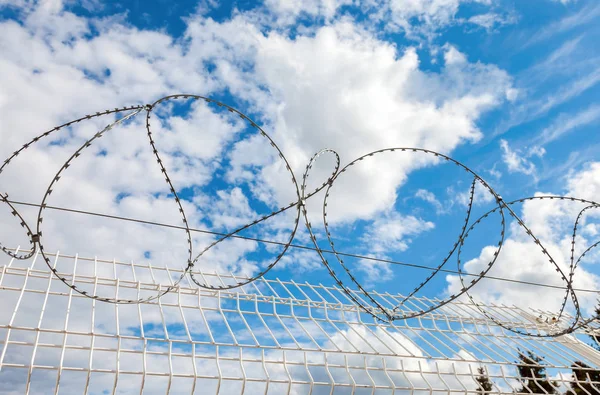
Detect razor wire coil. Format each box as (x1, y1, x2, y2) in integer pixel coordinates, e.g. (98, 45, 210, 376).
(1, 94, 599, 339)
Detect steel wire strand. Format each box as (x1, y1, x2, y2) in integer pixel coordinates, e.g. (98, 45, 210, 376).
(4, 199, 600, 294)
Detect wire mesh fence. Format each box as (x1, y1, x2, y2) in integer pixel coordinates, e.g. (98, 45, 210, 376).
(1, 247, 599, 394)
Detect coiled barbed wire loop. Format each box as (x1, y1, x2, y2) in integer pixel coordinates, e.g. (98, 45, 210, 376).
(147, 95, 302, 291)
(0, 94, 599, 337)
(302, 149, 508, 323)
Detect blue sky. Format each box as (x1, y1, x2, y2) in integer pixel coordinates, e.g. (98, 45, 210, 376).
(0, 0, 599, 322)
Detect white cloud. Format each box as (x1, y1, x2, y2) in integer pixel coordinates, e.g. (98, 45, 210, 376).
(0, 0, 28, 8)
(383, 0, 498, 38)
(354, 258, 396, 285)
(488, 164, 502, 179)
(264, 0, 353, 22)
(388, 0, 464, 31)
(354, 210, 434, 284)
(449, 179, 495, 207)
(274, 248, 325, 273)
(566, 162, 600, 201)
(207, 188, 258, 229)
(364, 210, 435, 252)
(214, 0, 511, 40)
(468, 12, 516, 30)
(533, 35, 584, 76)
(240, 26, 510, 222)
(178, 16, 513, 224)
(499, 139, 545, 180)
(443, 43, 468, 64)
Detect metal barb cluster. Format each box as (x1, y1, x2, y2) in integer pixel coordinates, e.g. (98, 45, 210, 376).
(1, 94, 598, 339)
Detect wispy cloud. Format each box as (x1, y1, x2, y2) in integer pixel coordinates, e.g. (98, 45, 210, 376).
(537, 104, 600, 145)
(534, 68, 600, 116)
(497, 67, 600, 135)
(525, 35, 583, 82)
(492, 6, 599, 139)
(522, 2, 600, 48)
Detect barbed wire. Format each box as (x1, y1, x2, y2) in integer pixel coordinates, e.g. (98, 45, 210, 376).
(1, 94, 599, 338)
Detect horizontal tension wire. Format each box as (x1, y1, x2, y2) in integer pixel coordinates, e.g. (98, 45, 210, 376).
(6, 199, 600, 294)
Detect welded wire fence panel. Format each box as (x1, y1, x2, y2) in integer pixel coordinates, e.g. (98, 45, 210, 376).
(1, 248, 600, 394)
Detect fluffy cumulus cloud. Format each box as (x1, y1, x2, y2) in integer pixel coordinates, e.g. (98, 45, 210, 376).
(211, 26, 512, 223)
(0, 0, 514, 289)
(446, 162, 600, 318)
